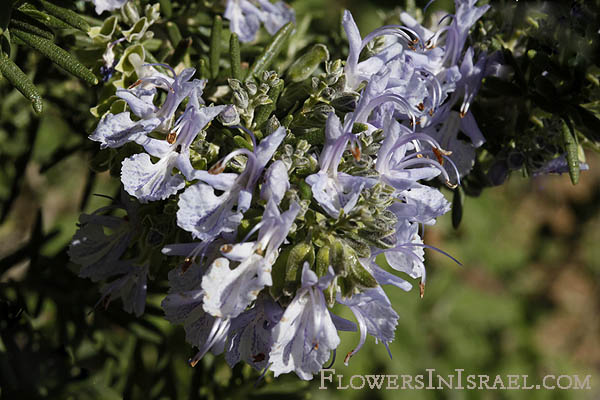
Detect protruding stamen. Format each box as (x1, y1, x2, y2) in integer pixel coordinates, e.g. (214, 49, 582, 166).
(189, 353, 202, 367)
(419, 281, 425, 298)
(128, 79, 142, 89)
(417, 102, 425, 111)
(432, 147, 452, 165)
(344, 351, 353, 365)
(167, 132, 177, 144)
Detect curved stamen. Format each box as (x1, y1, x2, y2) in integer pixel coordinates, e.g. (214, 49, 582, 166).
(352, 93, 417, 129)
(441, 154, 461, 187)
(344, 307, 368, 365)
(424, 0, 437, 13)
(143, 62, 177, 78)
(394, 154, 452, 183)
(323, 349, 337, 369)
(361, 25, 423, 53)
(209, 148, 256, 174)
(415, 68, 443, 111)
(385, 132, 444, 165)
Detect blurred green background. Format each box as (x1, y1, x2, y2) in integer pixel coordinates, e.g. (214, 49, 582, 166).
(1, 0, 600, 399)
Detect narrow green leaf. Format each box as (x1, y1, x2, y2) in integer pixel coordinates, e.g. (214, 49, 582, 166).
(229, 32, 241, 80)
(287, 44, 329, 83)
(198, 58, 210, 80)
(10, 10, 54, 40)
(0, 52, 43, 113)
(38, 0, 90, 32)
(12, 29, 98, 85)
(166, 21, 182, 47)
(247, 22, 294, 80)
(158, 0, 172, 19)
(210, 15, 222, 79)
(561, 120, 580, 185)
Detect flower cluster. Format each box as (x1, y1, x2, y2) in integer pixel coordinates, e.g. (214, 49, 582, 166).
(71, 0, 495, 380)
(224, 0, 295, 43)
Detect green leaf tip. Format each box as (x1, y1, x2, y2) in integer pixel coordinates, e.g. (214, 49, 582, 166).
(12, 29, 98, 85)
(0, 52, 43, 113)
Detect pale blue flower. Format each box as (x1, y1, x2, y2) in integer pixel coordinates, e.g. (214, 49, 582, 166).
(69, 192, 138, 281)
(383, 219, 426, 283)
(70, 212, 133, 281)
(342, 10, 409, 90)
(306, 112, 374, 218)
(177, 126, 286, 241)
(201, 200, 301, 318)
(445, 0, 491, 66)
(375, 115, 449, 192)
(121, 102, 228, 202)
(269, 264, 340, 380)
(225, 294, 283, 371)
(337, 287, 399, 365)
(423, 110, 483, 181)
(260, 160, 290, 204)
(225, 0, 295, 43)
(90, 66, 203, 148)
(456, 47, 488, 120)
(225, 0, 263, 43)
(256, 0, 295, 35)
(162, 289, 231, 366)
(98, 262, 148, 317)
(89, 0, 128, 15)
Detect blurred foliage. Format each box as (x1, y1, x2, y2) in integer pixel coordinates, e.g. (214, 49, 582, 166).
(1, 0, 600, 399)
(465, 0, 600, 193)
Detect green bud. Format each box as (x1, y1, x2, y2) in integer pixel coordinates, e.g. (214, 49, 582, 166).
(329, 240, 347, 277)
(298, 180, 312, 201)
(284, 242, 315, 296)
(270, 246, 291, 303)
(352, 122, 369, 134)
(316, 245, 336, 306)
(343, 234, 371, 258)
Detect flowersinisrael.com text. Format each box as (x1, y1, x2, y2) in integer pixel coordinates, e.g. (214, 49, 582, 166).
(319, 369, 592, 391)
